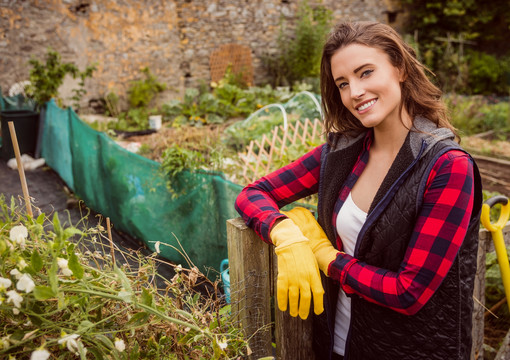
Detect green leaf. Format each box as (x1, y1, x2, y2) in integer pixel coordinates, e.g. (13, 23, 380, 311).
(219, 304, 231, 316)
(64, 226, 83, 240)
(53, 212, 63, 245)
(78, 340, 88, 360)
(94, 334, 115, 350)
(49, 258, 59, 294)
(114, 266, 133, 294)
(33, 286, 55, 300)
(127, 311, 150, 326)
(78, 320, 94, 332)
(36, 213, 45, 225)
(86, 347, 104, 360)
(52, 212, 61, 233)
(31, 249, 43, 272)
(68, 252, 84, 279)
(141, 287, 153, 307)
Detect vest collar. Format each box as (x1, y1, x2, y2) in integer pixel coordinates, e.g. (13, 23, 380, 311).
(329, 116, 455, 161)
(409, 116, 456, 159)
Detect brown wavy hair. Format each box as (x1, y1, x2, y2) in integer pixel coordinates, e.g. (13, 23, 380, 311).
(320, 21, 456, 138)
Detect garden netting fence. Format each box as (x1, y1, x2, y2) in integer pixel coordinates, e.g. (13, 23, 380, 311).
(2, 97, 244, 277)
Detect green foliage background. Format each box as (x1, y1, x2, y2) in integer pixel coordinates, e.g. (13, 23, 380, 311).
(400, 0, 510, 95)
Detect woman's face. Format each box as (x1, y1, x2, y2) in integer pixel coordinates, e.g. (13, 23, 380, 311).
(330, 43, 406, 130)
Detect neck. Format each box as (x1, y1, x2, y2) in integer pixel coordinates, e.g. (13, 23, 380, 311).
(371, 112, 412, 156)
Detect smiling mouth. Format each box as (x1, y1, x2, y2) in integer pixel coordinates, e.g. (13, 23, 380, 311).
(356, 99, 377, 111)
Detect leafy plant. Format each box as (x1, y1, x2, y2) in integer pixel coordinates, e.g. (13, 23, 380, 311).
(26, 49, 96, 110)
(0, 195, 248, 359)
(127, 67, 166, 108)
(264, 0, 333, 87)
(466, 51, 510, 95)
(400, 0, 510, 95)
(219, 65, 251, 89)
(223, 110, 290, 151)
(162, 88, 224, 127)
(111, 108, 152, 131)
(445, 94, 510, 138)
(160, 145, 206, 198)
(104, 91, 121, 118)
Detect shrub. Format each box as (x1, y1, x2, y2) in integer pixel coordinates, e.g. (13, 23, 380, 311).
(27, 49, 96, 110)
(466, 51, 510, 95)
(127, 67, 166, 108)
(264, 0, 332, 88)
(445, 94, 510, 138)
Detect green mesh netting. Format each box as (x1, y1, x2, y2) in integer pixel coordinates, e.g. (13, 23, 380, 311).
(40, 100, 243, 275)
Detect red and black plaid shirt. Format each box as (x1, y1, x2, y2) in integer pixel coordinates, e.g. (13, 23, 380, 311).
(235, 132, 475, 315)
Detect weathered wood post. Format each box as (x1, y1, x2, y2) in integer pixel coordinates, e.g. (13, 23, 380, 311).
(272, 251, 315, 360)
(473, 228, 491, 360)
(227, 217, 315, 359)
(227, 218, 272, 359)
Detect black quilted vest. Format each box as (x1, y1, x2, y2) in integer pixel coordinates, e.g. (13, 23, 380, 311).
(314, 121, 483, 360)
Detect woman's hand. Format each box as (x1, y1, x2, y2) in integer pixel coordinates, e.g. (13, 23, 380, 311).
(282, 207, 341, 276)
(270, 219, 325, 319)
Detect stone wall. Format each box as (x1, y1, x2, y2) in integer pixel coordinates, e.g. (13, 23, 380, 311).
(0, 0, 403, 109)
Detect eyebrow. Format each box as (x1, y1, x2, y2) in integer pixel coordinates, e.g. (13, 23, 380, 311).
(334, 63, 373, 82)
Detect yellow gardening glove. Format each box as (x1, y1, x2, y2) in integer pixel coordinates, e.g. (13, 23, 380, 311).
(282, 207, 340, 276)
(270, 219, 325, 319)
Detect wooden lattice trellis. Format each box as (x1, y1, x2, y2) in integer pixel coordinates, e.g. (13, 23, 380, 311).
(239, 118, 324, 184)
(209, 44, 254, 85)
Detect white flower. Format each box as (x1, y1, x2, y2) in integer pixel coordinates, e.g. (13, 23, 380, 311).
(0, 277, 12, 290)
(58, 333, 80, 355)
(30, 349, 50, 360)
(12, 308, 20, 315)
(9, 225, 28, 249)
(16, 274, 35, 293)
(6, 290, 23, 308)
(0, 336, 10, 349)
(57, 258, 73, 276)
(218, 340, 228, 350)
(18, 259, 28, 270)
(114, 338, 126, 352)
(10, 269, 22, 280)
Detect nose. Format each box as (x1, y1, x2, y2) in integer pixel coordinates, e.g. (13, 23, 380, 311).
(350, 81, 365, 99)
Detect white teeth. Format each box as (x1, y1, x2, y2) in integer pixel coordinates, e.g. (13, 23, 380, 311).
(358, 99, 376, 111)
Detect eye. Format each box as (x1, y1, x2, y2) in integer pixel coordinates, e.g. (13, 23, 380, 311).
(337, 82, 348, 90)
(361, 69, 374, 78)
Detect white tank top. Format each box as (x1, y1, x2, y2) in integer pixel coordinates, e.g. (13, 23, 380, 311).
(333, 191, 367, 356)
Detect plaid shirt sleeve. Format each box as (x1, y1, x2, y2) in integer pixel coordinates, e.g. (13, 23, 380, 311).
(328, 150, 475, 315)
(235, 144, 323, 244)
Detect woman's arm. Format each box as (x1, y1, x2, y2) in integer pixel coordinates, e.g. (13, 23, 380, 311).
(329, 150, 475, 315)
(235, 144, 323, 243)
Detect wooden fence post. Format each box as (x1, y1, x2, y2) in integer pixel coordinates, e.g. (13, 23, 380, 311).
(272, 251, 315, 360)
(227, 218, 273, 359)
(473, 228, 491, 360)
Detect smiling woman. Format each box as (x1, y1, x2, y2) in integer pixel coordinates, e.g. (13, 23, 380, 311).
(235, 21, 483, 360)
